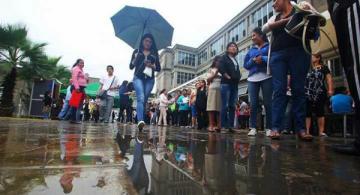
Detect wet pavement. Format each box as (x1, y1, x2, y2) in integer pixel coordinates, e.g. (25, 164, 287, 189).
(0, 118, 359, 195)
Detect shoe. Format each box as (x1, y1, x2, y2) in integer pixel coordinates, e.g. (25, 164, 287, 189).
(228, 128, 235, 133)
(70, 120, 81, 124)
(137, 121, 145, 131)
(265, 129, 272, 137)
(332, 143, 360, 156)
(319, 133, 328, 137)
(248, 128, 257, 136)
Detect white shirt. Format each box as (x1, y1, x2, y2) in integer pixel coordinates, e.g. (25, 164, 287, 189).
(100, 75, 120, 97)
(247, 72, 272, 82)
(229, 56, 239, 70)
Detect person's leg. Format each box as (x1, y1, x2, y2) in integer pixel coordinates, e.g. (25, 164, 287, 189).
(289, 47, 311, 134)
(158, 108, 163, 125)
(306, 117, 312, 135)
(99, 98, 106, 122)
(76, 101, 83, 122)
(318, 117, 325, 135)
(248, 82, 260, 130)
(216, 112, 221, 130)
(163, 108, 168, 126)
(144, 79, 155, 107)
(228, 84, 238, 130)
(221, 84, 230, 129)
(261, 78, 273, 131)
(58, 100, 69, 119)
(305, 100, 312, 134)
(270, 50, 288, 134)
(104, 96, 114, 123)
(208, 111, 214, 130)
(133, 77, 145, 122)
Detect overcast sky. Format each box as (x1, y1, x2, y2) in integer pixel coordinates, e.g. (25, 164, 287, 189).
(0, 0, 253, 81)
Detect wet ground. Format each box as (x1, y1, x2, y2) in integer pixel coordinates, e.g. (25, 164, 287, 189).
(0, 118, 359, 195)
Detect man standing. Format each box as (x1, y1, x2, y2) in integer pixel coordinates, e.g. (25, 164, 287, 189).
(262, 0, 312, 140)
(328, 0, 360, 155)
(99, 65, 120, 123)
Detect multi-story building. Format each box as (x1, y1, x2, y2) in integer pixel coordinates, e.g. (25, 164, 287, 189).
(156, 0, 345, 97)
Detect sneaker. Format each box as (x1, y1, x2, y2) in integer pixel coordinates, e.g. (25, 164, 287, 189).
(265, 129, 272, 137)
(319, 133, 328, 137)
(137, 121, 145, 131)
(248, 128, 257, 136)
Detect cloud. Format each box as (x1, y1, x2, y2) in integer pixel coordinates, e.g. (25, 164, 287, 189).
(0, 0, 253, 82)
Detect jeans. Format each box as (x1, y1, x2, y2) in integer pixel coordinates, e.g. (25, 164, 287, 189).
(133, 76, 154, 122)
(280, 96, 293, 131)
(248, 78, 272, 130)
(220, 84, 238, 129)
(100, 95, 114, 122)
(270, 47, 310, 133)
(58, 100, 70, 119)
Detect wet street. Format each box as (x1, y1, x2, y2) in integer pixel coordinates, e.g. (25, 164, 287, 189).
(0, 118, 359, 195)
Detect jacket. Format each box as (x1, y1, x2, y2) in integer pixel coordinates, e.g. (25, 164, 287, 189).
(219, 54, 241, 85)
(243, 43, 269, 77)
(177, 95, 190, 111)
(71, 66, 88, 90)
(129, 49, 161, 80)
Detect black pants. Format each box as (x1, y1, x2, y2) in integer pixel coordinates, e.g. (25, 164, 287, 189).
(119, 104, 131, 123)
(196, 108, 207, 130)
(179, 110, 189, 126)
(328, 0, 360, 144)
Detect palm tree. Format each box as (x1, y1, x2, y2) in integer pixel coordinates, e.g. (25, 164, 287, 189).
(0, 24, 48, 116)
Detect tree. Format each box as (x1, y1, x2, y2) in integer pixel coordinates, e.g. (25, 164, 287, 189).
(0, 24, 48, 116)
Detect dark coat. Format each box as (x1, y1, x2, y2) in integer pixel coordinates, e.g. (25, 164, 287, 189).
(219, 54, 241, 85)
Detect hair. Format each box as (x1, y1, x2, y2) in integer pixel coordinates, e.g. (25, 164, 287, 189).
(199, 79, 206, 88)
(72, 59, 83, 68)
(252, 27, 269, 43)
(107, 65, 114, 70)
(334, 86, 347, 95)
(127, 82, 134, 91)
(313, 53, 324, 65)
(139, 33, 159, 57)
(159, 89, 166, 95)
(211, 55, 222, 68)
(226, 42, 239, 56)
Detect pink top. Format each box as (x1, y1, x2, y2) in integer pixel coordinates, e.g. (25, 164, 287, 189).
(71, 66, 88, 89)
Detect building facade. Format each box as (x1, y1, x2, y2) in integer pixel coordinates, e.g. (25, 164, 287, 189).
(156, 0, 345, 96)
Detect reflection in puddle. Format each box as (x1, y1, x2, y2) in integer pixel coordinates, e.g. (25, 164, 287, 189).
(0, 119, 360, 195)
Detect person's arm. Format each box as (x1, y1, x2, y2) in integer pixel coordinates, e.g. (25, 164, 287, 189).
(326, 73, 334, 96)
(219, 56, 231, 79)
(262, 15, 290, 33)
(71, 68, 80, 90)
(130, 49, 143, 70)
(207, 69, 217, 83)
(154, 54, 161, 72)
(243, 52, 256, 70)
(262, 15, 276, 33)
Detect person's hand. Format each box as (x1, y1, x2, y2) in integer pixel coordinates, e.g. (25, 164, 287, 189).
(224, 73, 231, 80)
(255, 56, 262, 64)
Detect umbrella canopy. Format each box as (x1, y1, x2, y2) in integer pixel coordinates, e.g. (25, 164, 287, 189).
(111, 5, 174, 50)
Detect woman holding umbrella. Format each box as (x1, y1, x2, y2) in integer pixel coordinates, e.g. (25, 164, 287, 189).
(130, 33, 161, 131)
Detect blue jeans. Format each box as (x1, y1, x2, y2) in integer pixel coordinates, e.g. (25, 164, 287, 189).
(248, 78, 272, 130)
(220, 84, 238, 129)
(133, 76, 155, 122)
(58, 100, 70, 119)
(270, 47, 310, 133)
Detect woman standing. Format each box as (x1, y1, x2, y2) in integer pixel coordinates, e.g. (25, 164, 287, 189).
(190, 86, 198, 128)
(195, 80, 208, 130)
(207, 57, 222, 132)
(219, 42, 241, 133)
(69, 59, 88, 124)
(244, 28, 272, 137)
(177, 89, 190, 128)
(129, 33, 161, 131)
(158, 89, 171, 126)
(305, 54, 333, 137)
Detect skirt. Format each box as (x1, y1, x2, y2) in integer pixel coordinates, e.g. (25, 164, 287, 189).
(207, 88, 221, 112)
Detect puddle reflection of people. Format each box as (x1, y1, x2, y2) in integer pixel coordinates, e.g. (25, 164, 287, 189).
(204, 133, 237, 194)
(59, 130, 82, 194)
(127, 133, 149, 194)
(115, 130, 132, 160)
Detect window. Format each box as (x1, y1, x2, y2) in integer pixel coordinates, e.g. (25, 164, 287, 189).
(210, 36, 224, 57)
(177, 51, 196, 66)
(177, 72, 195, 84)
(327, 57, 343, 77)
(228, 21, 246, 43)
(252, 1, 274, 27)
(198, 49, 208, 65)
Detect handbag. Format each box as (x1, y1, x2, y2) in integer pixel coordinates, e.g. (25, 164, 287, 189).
(69, 90, 84, 108)
(97, 76, 116, 99)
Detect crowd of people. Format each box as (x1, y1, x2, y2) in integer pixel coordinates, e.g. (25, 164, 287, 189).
(50, 0, 360, 154)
